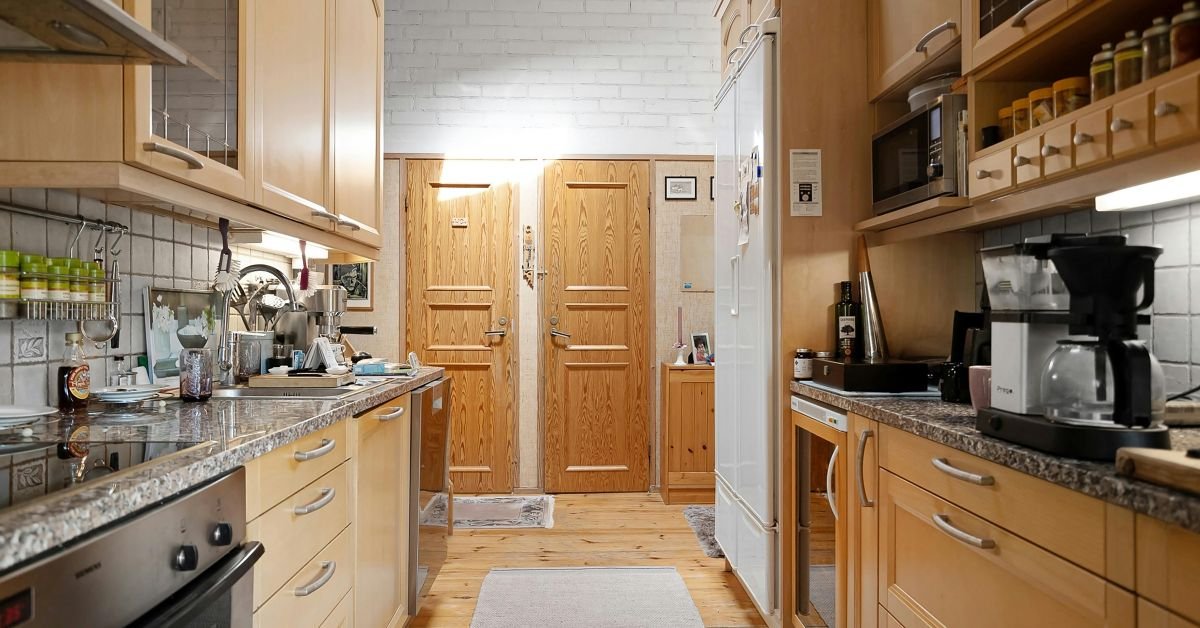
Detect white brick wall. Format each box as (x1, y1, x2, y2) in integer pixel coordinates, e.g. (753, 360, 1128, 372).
(385, 0, 719, 155)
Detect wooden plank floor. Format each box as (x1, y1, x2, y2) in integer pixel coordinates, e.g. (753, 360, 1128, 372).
(410, 493, 769, 627)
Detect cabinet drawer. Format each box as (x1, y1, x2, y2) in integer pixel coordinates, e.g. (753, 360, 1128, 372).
(1041, 123, 1074, 177)
(256, 526, 354, 628)
(1111, 91, 1153, 158)
(1137, 514, 1200, 624)
(1155, 73, 1200, 146)
(321, 590, 354, 628)
(1073, 108, 1111, 167)
(250, 461, 351, 609)
(1141, 598, 1200, 628)
(969, 148, 1013, 198)
(879, 472, 1135, 628)
(878, 426, 1108, 576)
(1014, 136, 1043, 184)
(245, 421, 349, 519)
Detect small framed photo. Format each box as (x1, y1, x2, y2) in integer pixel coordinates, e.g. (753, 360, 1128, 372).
(710, 175, 715, 201)
(691, 332, 711, 364)
(329, 262, 373, 311)
(665, 176, 698, 201)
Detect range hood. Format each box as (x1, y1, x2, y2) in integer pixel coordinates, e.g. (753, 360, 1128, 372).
(0, 0, 187, 65)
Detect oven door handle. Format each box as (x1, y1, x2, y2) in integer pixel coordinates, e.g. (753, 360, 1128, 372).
(129, 541, 265, 627)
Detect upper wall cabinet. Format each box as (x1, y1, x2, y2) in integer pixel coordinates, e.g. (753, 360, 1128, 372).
(965, 0, 1089, 73)
(718, 0, 747, 82)
(869, 0, 961, 100)
(330, 0, 383, 248)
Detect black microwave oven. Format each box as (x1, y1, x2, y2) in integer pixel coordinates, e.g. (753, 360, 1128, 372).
(871, 93, 967, 215)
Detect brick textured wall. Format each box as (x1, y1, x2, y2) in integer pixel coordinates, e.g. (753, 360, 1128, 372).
(385, 0, 720, 155)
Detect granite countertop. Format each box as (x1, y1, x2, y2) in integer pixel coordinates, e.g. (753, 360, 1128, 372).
(0, 367, 444, 572)
(791, 380, 1200, 534)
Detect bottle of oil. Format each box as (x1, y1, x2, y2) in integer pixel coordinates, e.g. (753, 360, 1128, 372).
(58, 332, 90, 412)
(835, 281, 860, 361)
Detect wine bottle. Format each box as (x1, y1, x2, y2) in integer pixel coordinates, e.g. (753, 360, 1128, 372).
(835, 281, 860, 361)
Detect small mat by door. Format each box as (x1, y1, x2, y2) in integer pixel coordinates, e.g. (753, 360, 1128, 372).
(682, 505, 724, 558)
(470, 567, 704, 628)
(420, 494, 554, 529)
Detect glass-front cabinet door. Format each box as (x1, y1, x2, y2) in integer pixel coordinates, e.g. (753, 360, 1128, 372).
(123, 0, 249, 201)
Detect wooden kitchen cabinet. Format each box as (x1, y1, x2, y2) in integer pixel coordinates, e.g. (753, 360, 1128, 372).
(1073, 108, 1112, 167)
(1111, 91, 1153, 159)
(718, 0, 747, 81)
(658, 365, 715, 505)
(1014, 135, 1043, 185)
(330, 0, 384, 247)
(1141, 598, 1200, 628)
(1155, 73, 1200, 147)
(1041, 123, 1074, 177)
(1137, 514, 1200, 625)
(255, 527, 355, 628)
(867, 0, 960, 100)
(969, 147, 1013, 198)
(964, 0, 1083, 73)
(322, 591, 355, 628)
(847, 414, 879, 628)
(353, 393, 413, 628)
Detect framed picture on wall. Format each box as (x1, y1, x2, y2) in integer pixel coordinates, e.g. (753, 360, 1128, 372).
(665, 176, 697, 201)
(329, 262, 373, 311)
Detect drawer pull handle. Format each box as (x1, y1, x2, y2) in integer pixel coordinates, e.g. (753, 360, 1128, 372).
(975, 169, 993, 180)
(336, 217, 362, 231)
(856, 429, 874, 508)
(825, 445, 839, 521)
(1073, 132, 1094, 146)
(914, 19, 957, 53)
(379, 406, 406, 421)
(294, 487, 336, 515)
(294, 438, 336, 462)
(1012, 155, 1031, 167)
(737, 23, 759, 45)
(294, 561, 337, 596)
(931, 457, 995, 485)
(1110, 118, 1133, 133)
(726, 45, 745, 66)
(932, 514, 996, 549)
(142, 142, 204, 170)
(1040, 145, 1060, 157)
(1010, 0, 1050, 27)
(1155, 102, 1180, 118)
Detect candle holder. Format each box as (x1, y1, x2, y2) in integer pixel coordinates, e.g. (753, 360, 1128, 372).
(673, 343, 688, 366)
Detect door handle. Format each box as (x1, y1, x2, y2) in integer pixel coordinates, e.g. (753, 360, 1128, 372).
(931, 457, 995, 485)
(550, 329, 571, 339)
(932, 514, 996, 549)
(379, 406, 406, 421)
(825, 445, 839, 521)
(294, 561, 337, 596)
(914, 19, 956, 53)
(294, 439, 335, 462)
(293, 487, 336, 515)
(142, 142, 204, 169)
(484, 329, 506, 337)
(730, 255, 740, 316)
(856, 429, 874, 508)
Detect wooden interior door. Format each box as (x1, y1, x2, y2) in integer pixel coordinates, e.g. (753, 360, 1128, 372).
(543, 160, 651, 493)
(406, 160, 516, 494)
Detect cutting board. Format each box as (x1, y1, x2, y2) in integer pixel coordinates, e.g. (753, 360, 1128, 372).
(248, 372, 356, 388)
(1116, 447, 1200, 496)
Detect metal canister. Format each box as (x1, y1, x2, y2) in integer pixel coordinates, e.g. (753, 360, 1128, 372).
(1114, 30, 1143, 92)
(793, 348, 814, 381)
(1090, 43, 1116, 102)
(1144, 17, 1172, 79)
(1172, 2, 1200, 69)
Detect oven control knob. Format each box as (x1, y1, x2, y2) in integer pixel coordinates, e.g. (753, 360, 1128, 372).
(211, 522, 234, 547)
(926, 160, 943, 179)
(173, 545, 200, 571)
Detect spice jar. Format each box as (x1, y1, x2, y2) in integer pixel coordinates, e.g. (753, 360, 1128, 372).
(1172, 2, 1200, 69)
(20, 263, 47, 300)
(1091, 43, 1116, 101)
(68, 267, 88, 303)
(1052, 77, 1089, 117)
(18, 254, 42, 271)
(47, 265, 69, 301)
(1115, 30, 1143, 92)
(0, 251, 18, 301)
(998, 107, 1014, 140)
(1144, 17, 1172, 79)
(793, 348, 814, 381)
(1012, 98, 1031, 135)
(1029, 87, 1055, 127)
(87, 263, 106, 302)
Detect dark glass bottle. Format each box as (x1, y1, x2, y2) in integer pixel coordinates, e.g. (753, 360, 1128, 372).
(58, 332, 90, 412)
(835, 281, 860, 361)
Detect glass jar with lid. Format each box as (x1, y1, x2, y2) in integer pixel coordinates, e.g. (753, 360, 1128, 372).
(1011, 98, 1031, 135)
(68, 267, 88, 303)
(793, 348, 814, 380)
(1143, 17, 1172, 79)
(1173, 2, 1200, 69)
(20, 263, 47, 301)
(998, 107, 1013, 140)
(87, 263, 106, 302)
(46, 265, 70, 302)
(0, 250, 19, 301)
(1115, 30, 1143, 92)
(1052, 77, 1089, 117)
(1029, 87, 1055, 127)
(1091, 43, 1116, 101)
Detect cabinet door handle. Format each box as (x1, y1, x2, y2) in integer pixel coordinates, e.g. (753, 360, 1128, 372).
(932, 514, 996, 549)
(294, 561, 337, 596)
(976, 169, 993, 180)
(311, 208, 337, 222)
(294, 438, 336, 462)
(726, 45, 745, 66)
(1012, 155, 1031, 167)
(825, 445, 839, 521)
(293, 487, 336, 515)
(379, 406, 406, 421)
(1040, 145, 1060, 158)
(914, 19, 957, 53)
(336, 218, 362, 231)
(1111, 118, 1133, 133)
(1155, 102, 1181, 118)
(737, 23, 759, 45)
(856, 429, 874, 508)
(1010, 0, 1050, 27)
(142, 142, 204, 170)
(730, 255, 740, 316)
(1073, 132, 1094, 146)
(931, 457, 995, 485)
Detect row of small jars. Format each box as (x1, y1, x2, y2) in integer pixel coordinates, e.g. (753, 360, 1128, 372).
(0, 251, 107, 302)
(1091, 4, 1200, 103)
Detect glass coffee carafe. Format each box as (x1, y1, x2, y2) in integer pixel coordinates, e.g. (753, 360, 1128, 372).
(1040, 339, 1166, 427)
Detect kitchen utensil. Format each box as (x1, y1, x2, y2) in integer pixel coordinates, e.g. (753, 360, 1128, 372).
(968, 365, 992, 411)
(1116, 447, 1200, 495)
(857, 235, 889, 363)
(299, 239, 310, 293)
(1041, 339, 1166, 427)
(259, 294, 288, 329)
(213, 218, 240, 293)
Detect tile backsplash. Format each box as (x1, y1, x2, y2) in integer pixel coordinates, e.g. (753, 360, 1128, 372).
(983, 202, 1200, 396)
(0, 188, 292, 407)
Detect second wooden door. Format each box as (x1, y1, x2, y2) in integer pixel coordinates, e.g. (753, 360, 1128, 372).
(542, 160, 651, 493)
(406, 160, 516, 494)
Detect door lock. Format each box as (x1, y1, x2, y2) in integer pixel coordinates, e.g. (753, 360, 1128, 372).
(549, 315, 559, 326)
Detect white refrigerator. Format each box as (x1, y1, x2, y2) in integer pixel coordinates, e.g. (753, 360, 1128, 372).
(713, 19, 780, 621)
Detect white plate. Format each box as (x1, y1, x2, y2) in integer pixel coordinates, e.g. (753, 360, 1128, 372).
(92, 385, 166, 397)
(268, 366, 292, 375)
(0, 415, 43, 428)
(0, 406, 57, 420)
(95, 393, 160, 403)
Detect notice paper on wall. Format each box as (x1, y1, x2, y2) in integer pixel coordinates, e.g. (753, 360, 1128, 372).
(789, 148, 822, 217)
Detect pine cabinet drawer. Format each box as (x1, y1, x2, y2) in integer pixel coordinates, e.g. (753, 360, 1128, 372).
(1041, 123, 1074, 177)
(1140, 598, 1200, 628)
(969, 148, 1013, 198)
(1137, 514, 1200, 624)
(1155, 73, 1200, 146)
(1013, 136, 1043, 185)
(1111, 92, 1153, 158)
(878, 426, 1112, 577)
(255, 526, 354, 628)
(879, 472, 1135, 628)
(1073, 108, 1111, 167)
(250, 461, 351, 609)
(245, 421, 349, 519)
(321, 590, 355, 628)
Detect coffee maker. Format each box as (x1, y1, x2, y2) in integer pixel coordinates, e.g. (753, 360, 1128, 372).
(976, 234, 1171, 460)
(273, 285, 376, 350)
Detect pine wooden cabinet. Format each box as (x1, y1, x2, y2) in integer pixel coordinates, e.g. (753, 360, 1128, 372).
(964, 0, 1086, 73)
(847, 414, 878, 628)
(1137, 514, 1200, 625)
(255, 527, 355, 628)
(353, 393, 413, 628)
(867, 0, 960, 100)
(658, 364, 715, 504)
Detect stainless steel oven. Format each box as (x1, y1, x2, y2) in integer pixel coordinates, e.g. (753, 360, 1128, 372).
(872, 93, 967, 215)
(0, 467, 262, 627)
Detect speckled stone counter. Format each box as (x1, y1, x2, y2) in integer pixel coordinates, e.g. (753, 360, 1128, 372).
(791, 380, 1200, 534)
(0, 367, 443, 572)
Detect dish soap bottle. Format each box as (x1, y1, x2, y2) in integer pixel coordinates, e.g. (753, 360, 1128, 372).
(835, 281, 860, 361)
(58, 332, 90, 412)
